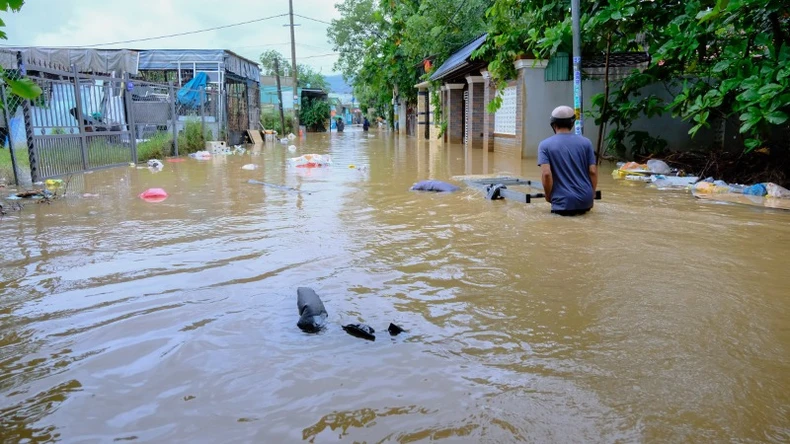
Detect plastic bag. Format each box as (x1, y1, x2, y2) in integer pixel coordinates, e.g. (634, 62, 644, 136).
(241, 164, 257, 170)
(288, 154, 332, 168)
(625, 175, 651, 182)
(189, 151, 211, 159)
(741, 184, 767, 196)
(766, 182, 790, 198)
(647, 159, 671, 175)
(693, 182, 731, 194)
(650, 175, 699, 189)
(621, 161, 649, 171)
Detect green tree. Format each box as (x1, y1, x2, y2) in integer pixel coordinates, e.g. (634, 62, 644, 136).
(328, 0, 491, 127)
(0, 0, 42, 101)
(478, 0, 790, 162)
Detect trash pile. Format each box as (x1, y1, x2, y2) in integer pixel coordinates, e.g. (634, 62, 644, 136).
(692, 178, 790, 198)
(6, 189, 54, 200)
(287, 154, 332, 168)
(211, 145, 247, 155)
(612, 159, 700, 190)
(612, 157, 790, 210)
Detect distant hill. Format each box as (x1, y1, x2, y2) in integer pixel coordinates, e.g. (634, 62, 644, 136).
(324, 74, 353, 94)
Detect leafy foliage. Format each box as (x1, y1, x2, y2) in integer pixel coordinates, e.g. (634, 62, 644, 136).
(260, 108, 295, 134)
(328, 0, 490, 122)
(478, 0, 790, 157)
(299, 97, 331, 132)
(0, 1, 43, 101)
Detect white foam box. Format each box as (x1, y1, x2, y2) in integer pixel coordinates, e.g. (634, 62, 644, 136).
(205, 141, 226, 150)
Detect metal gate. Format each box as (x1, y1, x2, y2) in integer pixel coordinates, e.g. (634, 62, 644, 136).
(15, 64, 135, 181)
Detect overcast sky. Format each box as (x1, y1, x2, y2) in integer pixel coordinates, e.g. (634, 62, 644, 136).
(1, 0, 342, 74)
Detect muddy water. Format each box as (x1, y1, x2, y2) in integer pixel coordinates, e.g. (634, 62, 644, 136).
(1, 127, 789, 443)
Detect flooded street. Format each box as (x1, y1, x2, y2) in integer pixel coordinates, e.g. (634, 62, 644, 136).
(2, 127, 789, 443)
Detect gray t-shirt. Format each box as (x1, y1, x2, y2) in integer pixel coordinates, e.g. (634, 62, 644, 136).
(537, 133, 596, 211)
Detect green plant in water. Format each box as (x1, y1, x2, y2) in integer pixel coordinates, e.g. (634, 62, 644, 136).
(177, 119, 206, 154)
(299, 98, 330, 132)
(137, 132, 173, 161)
(260, 108, 294, 134)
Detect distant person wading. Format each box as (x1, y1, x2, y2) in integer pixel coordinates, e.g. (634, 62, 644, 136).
(537, 106, 598, 216)
(362, 117, 370, 132)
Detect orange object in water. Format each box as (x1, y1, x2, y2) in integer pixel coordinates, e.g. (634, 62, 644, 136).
(139, 188, 168, 202)
(166, 158, 185, 163)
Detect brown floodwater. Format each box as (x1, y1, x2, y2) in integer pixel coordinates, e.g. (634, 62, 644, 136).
(1, 126, 789, 443)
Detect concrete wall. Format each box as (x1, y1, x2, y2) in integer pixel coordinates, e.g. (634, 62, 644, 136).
(520, 66, 602, 157)
(518, 63, 716, 158)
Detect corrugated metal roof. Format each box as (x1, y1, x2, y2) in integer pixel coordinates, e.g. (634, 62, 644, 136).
(137, 49, 260, 83)
(429, 34, 487, 81)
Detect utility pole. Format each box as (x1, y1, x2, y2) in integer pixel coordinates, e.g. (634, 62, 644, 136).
(274, 57, 287, 135)
(571, 0, 583, 135)
(288, 0, 299, 134)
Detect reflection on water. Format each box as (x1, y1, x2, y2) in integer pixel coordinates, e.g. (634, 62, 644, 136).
(1, 126, 789, 443)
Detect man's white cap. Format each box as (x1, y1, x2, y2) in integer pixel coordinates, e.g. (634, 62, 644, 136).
(551, 105, 576, 120)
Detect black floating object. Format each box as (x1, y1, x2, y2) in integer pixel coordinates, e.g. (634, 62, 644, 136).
(342, 323, 376, 341)
(387, 323, 405, 336)
(485, 183, 507, 200)
(296, 287, 328, 333)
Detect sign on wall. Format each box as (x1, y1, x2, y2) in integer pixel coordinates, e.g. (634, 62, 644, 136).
(494, 86, 516, 135)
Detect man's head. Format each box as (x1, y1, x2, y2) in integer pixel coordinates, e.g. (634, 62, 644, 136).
(550, 105, 576, 132)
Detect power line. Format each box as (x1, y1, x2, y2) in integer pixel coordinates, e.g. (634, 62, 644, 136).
(297, 53, 339, 59)
(293, 14, 332, 25)
(30, 13, 290, 48)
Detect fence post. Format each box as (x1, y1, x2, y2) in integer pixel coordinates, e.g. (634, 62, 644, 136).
(71, 64, 89, 170)
(123, 73, 138, 163)
(1, 84, 20, 186)
(200, 86, 205, 139)
(16, 51, 39, 183)
(169, 81, 178, 156)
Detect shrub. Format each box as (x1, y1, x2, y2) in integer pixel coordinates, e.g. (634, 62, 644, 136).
(260, 108, 294, 134)
(177, 118, 205, 154)
(299, 98, 330, 132)
(137, 132, 173, 161)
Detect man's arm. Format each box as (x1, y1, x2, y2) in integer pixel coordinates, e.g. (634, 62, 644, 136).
(541, 164, 553, 203)
(585, 141, 598, 196)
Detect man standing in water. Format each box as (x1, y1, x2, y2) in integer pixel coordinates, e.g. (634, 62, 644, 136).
(537, 105, 598, 216)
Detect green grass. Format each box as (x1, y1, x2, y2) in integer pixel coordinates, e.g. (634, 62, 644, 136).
(0, 147, 30, 184)
(1, 119, 212, 182)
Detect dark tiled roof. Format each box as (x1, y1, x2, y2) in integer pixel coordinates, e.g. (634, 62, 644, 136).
(429, 34, 487, 81)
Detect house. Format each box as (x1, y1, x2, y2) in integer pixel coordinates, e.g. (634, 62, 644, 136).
(416, 34, 707, 159)
(136, 49, 261, 145)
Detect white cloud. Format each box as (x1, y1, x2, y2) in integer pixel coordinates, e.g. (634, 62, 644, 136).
(2, 0, 341, 73)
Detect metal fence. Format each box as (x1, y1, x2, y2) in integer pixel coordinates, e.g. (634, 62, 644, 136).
(1, 62, 136, 184)
(1, 59, 236, 185)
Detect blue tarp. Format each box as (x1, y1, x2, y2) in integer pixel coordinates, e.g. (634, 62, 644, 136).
(177, 72, 208, 108)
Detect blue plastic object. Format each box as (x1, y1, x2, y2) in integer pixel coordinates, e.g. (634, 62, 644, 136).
(177, 72, 208, 108)
(742, 183, 767, 196)
(410, 180, 460, 192)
